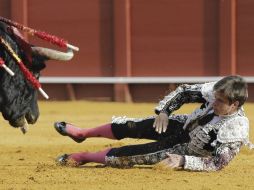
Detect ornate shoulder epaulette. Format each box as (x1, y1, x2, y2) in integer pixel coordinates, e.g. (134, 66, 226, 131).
(217, 116, 249, 144)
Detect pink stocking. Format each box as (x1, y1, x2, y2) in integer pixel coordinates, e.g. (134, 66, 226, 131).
(66, 123, 115, 139)
(69, 148, 111, 165)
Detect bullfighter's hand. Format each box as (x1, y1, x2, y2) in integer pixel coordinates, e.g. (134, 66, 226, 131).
(153, 112, 169, 134)
(158, 153, 185, 168)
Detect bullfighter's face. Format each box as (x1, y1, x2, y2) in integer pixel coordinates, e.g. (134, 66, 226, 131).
(213, 91, 239, 116)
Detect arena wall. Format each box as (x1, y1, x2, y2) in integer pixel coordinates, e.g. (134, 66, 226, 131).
(1, 0, 254, 102)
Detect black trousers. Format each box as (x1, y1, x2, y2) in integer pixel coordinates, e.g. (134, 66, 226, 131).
(107, 117, 190, 158)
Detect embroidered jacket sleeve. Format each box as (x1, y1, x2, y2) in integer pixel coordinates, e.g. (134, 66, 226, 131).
(184, 142, 242, 171)
(155, 82, 216, 115)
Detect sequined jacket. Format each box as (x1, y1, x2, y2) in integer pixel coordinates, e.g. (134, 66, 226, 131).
(155, 82, 250, 171)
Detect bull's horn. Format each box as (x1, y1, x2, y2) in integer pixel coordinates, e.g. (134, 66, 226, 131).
(31, 47, 74, 61)
(20, 117, 29, 134)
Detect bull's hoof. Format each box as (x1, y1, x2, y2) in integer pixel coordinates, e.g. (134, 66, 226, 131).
(54, 122, 86, 143)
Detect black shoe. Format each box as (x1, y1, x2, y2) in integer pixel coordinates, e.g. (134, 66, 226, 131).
(56, 154, 84, 167)
(56, 154, 81, 167)
(56, 154, 70, 166)
(54, 122, 86, 143)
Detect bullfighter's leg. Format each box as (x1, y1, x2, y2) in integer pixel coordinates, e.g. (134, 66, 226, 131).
(56, 148, 111, 166)
(54, 122, 114, 143)
(56, 136, 189, 167)
(54, 115, 187, 143)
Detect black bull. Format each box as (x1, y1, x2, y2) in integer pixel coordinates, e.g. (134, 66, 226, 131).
(0, 21, 74, 129)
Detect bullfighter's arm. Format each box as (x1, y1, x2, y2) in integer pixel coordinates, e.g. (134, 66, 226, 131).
(155, 82, 216, 115)
(184, 142, 242, 171)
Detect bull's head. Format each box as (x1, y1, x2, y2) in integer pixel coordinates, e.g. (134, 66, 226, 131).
(0, 21, 75, 131)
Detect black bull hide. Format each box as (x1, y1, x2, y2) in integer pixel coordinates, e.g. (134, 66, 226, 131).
(0, 21, 47, 128)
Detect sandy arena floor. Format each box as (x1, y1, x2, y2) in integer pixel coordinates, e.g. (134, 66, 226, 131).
(0, 101, 253, 190)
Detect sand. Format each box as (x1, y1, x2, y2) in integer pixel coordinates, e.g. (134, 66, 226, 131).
(0, 101, 253, 190)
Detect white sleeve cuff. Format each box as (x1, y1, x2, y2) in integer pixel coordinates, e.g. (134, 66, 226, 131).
(184, 155, 204, 171)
